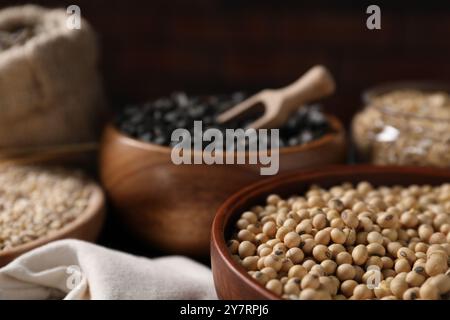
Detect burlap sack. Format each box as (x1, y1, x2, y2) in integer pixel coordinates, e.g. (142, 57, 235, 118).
(0, 5, 106, 149)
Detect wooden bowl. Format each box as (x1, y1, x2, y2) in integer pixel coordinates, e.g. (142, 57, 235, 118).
(99, 114, 345, 256)
(211, 165, 450, 299)
(0, 183, 105, 267)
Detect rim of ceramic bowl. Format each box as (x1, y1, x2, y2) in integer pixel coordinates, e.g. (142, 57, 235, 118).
(211, 165, 450, 300)
(107, 113, 345, 157)
(0, 183, 105, 264)
(362, 81, 450, 122)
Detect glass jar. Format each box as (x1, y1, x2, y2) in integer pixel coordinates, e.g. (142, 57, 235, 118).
(352, 83, 450, 168)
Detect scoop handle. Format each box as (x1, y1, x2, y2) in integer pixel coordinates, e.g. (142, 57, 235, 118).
(278, 65, 336, 113)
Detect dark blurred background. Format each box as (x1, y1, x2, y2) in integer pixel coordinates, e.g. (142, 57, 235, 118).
(2, 0, 450, 258)
(3, 0, 450, 126)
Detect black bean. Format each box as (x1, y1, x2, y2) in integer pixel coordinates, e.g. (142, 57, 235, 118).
(116, 92, 331, 149)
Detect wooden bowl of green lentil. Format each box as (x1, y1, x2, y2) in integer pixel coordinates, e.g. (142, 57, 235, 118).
(211, 165, 450, 300)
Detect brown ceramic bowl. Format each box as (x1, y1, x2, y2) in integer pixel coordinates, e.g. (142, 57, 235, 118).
(0, 183, 105, 267)
(211, 165, 450, 299)
(99, 114, 345, 256)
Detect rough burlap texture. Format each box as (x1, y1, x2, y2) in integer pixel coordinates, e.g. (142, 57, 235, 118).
(0, 5, 106, 148)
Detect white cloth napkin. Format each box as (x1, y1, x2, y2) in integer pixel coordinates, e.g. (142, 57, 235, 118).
(0, 239, 217, 300)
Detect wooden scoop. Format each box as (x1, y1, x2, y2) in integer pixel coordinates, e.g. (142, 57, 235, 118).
(217, 65, 336, 129)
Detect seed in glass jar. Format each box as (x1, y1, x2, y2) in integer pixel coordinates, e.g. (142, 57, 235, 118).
(336, 264, 356, 281)
(238, 241, 256, 258)
(312, 244, 331, 262)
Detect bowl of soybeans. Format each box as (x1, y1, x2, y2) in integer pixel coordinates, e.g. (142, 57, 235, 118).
(211, 165, 450, 300)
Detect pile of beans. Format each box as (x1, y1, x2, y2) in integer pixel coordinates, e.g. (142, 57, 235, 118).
(0, 165, 92, 251)
(0, 26, 34, 51)
(116, 92, 330, 148)
(352, 90, 450, 168)
(228, 182, 450, 300)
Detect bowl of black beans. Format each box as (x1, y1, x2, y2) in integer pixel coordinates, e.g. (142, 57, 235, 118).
(99, 92, 345, 256)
